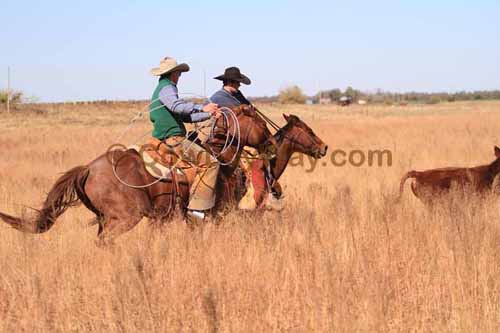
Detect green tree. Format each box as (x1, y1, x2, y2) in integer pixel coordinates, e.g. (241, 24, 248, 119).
(344, 86, 363, 101)
(328, 89, 342, 101)
(0, 90, 23, 104)
(278, 85, 307, 104)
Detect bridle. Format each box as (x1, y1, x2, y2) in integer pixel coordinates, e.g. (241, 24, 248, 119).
(251, 105, 319, 152)
(279, 123, 319, 151)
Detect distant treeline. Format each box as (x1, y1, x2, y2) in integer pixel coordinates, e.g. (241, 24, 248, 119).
(248, 95, 279, 104)
(314, 87, 500, 104)
(30, 99, 148, 106)
(250, 88, 500, 105)
(2, 88, 500, 107)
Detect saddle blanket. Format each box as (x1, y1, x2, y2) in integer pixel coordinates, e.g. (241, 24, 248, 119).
(129, 145, 185, 180)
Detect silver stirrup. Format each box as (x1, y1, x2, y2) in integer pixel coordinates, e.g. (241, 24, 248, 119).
(186, 210, 206, 223)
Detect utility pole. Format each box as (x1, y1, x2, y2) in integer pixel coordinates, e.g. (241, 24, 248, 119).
(203, 69, 207, 98)
(317, 79, 321, 103)
(6, 66, 11, 113)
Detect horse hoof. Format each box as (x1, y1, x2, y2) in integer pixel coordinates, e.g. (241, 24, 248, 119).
(95, 238, 116, 252)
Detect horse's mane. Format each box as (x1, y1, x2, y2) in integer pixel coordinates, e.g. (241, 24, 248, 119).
(274, 120, 294, 144)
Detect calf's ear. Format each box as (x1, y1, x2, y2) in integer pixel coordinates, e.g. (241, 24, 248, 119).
(495, 146, 500, 158)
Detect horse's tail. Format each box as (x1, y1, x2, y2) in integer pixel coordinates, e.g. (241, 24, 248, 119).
(397, 170, 418, 203)
(0, 165, 90, 233)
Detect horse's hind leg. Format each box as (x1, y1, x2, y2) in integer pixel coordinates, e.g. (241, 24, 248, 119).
(87, 215, 104, 227)
(96, 211, 143, 247)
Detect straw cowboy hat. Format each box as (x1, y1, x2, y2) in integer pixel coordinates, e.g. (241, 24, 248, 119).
(150, 57, 190, 76)
(214, 67, 251, 85)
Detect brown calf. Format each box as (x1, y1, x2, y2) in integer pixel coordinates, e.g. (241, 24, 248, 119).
(399, 146, 500, 204)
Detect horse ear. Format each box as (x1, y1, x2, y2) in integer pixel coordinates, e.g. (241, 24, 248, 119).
(283, 114, 290, 121)
(495, 146, 500, 158)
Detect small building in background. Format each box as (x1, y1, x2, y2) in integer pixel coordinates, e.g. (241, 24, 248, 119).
(357, 99, 367, 105)
(318, 96, 332, 104)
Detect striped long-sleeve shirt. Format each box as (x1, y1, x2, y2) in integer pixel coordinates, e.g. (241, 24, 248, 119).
(158, 84, 210, 123)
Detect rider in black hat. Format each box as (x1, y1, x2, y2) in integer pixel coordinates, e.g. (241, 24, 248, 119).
(210, 67, 252, 107)
(210, 67, 284, 211)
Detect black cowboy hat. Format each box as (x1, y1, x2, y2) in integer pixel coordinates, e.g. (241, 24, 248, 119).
(214, 67, 251, 85)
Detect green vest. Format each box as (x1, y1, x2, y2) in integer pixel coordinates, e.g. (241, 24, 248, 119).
(149, 78, 186, 140)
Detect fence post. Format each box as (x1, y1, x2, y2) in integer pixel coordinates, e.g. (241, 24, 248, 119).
(6, 66, 11, 113)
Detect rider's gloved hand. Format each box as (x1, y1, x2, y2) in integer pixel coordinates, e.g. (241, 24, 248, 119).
(203, 103, 222, 119)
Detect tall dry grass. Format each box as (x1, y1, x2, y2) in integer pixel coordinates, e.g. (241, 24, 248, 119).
(0, 101, 499, 331)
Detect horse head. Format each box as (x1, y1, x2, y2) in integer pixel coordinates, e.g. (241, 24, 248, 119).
(278, 114, 328, 158)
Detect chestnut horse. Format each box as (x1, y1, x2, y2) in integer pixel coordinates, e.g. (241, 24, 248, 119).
(229, 114, 328, 208)
(0, 106, 274, 243)
(399, 146, 500, 205)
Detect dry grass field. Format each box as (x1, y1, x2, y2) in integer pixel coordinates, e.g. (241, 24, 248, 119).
(0, 101, 499, 331)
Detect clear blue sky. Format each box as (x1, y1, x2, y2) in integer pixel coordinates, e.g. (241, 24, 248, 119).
(1, 0, 499, 102)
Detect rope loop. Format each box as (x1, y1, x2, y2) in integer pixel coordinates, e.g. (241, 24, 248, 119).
(110, 94, 242, 188)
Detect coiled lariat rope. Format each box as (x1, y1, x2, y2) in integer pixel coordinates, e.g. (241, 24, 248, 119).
(205, 105, 241, 166)
(110, 94, 242, 189)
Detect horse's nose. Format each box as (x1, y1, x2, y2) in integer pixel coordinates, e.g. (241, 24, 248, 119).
(321, 145, 328, 156)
